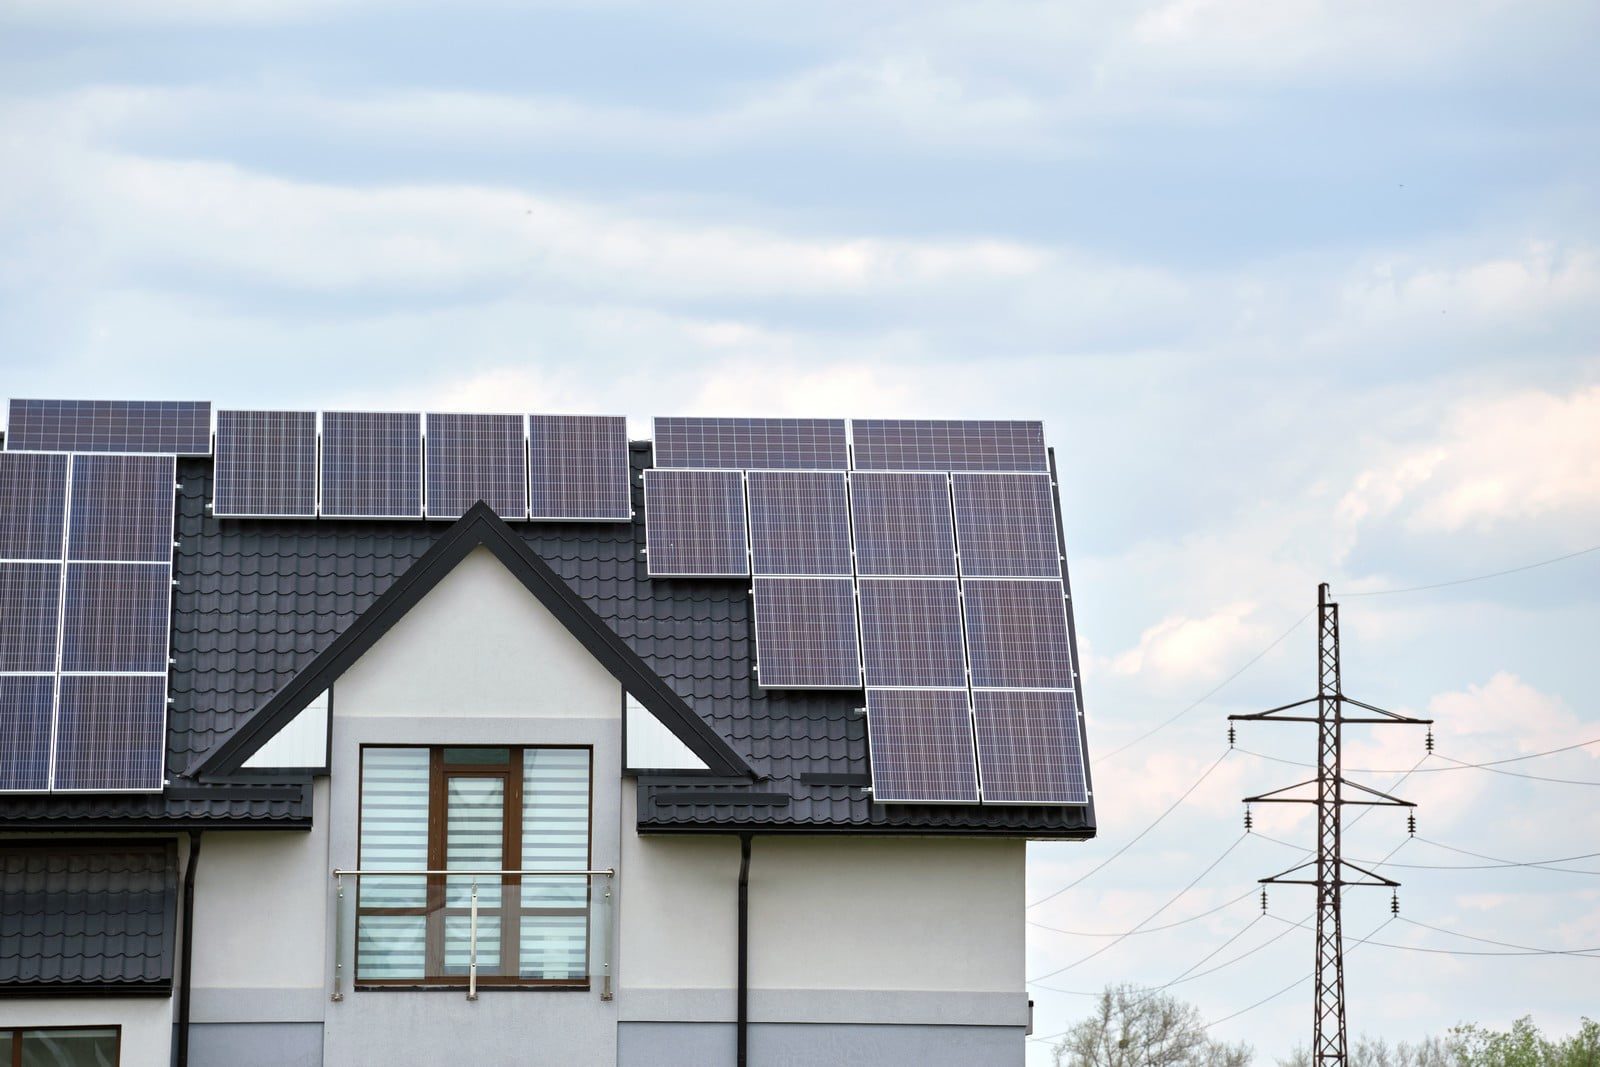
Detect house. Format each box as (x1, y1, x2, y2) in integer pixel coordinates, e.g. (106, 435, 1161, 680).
(0, 404, 1096, 1067)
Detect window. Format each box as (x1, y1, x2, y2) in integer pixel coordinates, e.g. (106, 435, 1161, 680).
(2, 1027, 119, 1067)
(355, 746, 592, 989)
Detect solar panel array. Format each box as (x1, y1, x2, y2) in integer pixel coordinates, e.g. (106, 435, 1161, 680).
(321, 411, 423, 519)
(637, 416, 1087, 806)
(214, 410, 318, 518)
(643, 469, 749, 577)
(0, 451, 175, 793)
(6, 399, 212, 455)
(208, 411, 631, 522)
(653, 417, 848, 470)
(529, 415, 632, 521)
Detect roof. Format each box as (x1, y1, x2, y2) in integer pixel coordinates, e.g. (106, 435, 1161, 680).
(0, 839, 178, 995)
(7, 445, 1095, 838)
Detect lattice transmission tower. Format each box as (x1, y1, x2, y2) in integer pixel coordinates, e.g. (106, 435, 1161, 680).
(1229, 583, 1431, 1064)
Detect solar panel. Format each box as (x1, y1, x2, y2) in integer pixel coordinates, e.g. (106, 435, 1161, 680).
(962, 579, 1073, 689)
(5, 399, 212, 455)
(747, 471, 852, 576)
(951, 472, 1060, 578)
(865, 689, 978, 803)
(643, 469, 748, 577)
(653, 417, 848, 470)
(752, 577, 861, 688)
(51, 675, 167, 791)
(0, 452, 67, 560)
(0, 563, 62, 672)
(857, 578, 967, 687)
(67, 455, 176, 563)
(60, 563, 171, 673)
(320, 411, 423, 519)
(425, 413, 528, 520)
(528, 414, 631, 522)
(0, 676, 54, 791)
(973, 689, 1086, 804)
(848, 472, 957, 577)
(851, 419, 1047, 472)
(213, 410, 318, 518)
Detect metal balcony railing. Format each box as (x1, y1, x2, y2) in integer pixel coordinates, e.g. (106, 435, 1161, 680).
(329, 867, 616, 1001)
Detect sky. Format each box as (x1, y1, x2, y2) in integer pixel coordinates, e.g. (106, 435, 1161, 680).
(2, 0, 1598, 1058)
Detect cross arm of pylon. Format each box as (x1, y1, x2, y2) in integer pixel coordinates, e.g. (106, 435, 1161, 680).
(1257, 857, 1400, 889)
(1242, 776, 1416, 806)
(1228, 694, 1434, 725)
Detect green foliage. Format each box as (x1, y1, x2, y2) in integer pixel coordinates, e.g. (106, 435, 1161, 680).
(1449, 1017, 1600, 1067)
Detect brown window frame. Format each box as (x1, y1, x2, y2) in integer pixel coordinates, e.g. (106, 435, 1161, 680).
(3, 1026, 121, 1067)
(354, 744, 593, 992)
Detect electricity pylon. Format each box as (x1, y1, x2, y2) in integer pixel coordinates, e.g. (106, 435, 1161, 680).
(1229, 583, 1431, 1064)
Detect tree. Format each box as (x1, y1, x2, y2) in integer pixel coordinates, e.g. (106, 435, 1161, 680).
(1277, 1036, 1452, 1067)
(1450, 1016, 1600, 1067)
(1052, 984, 1252, 1067)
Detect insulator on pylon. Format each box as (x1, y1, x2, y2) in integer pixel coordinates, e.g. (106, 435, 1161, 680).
(1260, 888, 1268, 914)
(1407, 812, 1416, 837)
(1228, 724, 1236, 748)
(1244, 804, 1253, 832)
(1391, 891, 1400, 917)
(1425, 728, 1434, 754)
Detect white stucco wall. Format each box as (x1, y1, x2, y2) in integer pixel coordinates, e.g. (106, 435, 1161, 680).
(0, 998, 173, 1067)
(189, 777, 331, 1026)
(321, 546, 623, 1067)
(335, 546, 619, 719)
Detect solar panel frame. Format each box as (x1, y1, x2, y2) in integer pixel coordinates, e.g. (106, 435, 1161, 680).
(51, 675, 167, 792)
(60, 562, 172, 674)
(653, 417, 849, 470)
(747, 471, 853, 577)
(951, 472, 1062, 579)
(865, 688, 980, 804)
(0, 451, 68, 561)
(424, 413, 530, 520)
(213, 410, 318, 518)
(848, 471, 957, 577)
(5, 399, 212, 455)
(0, 563, 63, 673)
(962, 578, 1075, 689)
(751, 577, 862, 689)
(850, 419, 1048, 472)
(857, 578, 968, 688)
(642, 469, 750, 578)
(0, 675, 55, 792)
(320, 411, 424, 520)
(66, 454, 177, 563)
(972, 689, 1087, 805)
(527, 414, 632, 522)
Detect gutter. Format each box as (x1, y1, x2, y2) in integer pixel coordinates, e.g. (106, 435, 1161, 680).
(737, 833, 753, 1067)
(175, 831, 202, 1067)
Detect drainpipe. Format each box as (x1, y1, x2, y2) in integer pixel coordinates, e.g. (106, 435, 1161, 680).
(176, 831, 202, 1067)
(737, 833, 753, 1067)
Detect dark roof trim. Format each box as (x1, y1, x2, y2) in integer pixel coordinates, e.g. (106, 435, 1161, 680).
(190, 502, 754, 780)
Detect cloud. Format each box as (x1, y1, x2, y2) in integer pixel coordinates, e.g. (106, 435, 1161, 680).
(1106, 602, 1271, 687)
(1340, 384, 1600, 536)
(1427, 670, 1596, 759)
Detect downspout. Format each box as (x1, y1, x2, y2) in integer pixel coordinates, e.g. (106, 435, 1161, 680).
(737, 833, 753, 1067)
(176, 830, 202, 1067)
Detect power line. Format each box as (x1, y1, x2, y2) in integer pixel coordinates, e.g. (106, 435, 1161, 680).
(1099, 610, 1312, 761)
(1028, 832, 1250, 983)
(1027, 748, 1233, 910)
(1237, 743, 1600, 785)
(1414, 835, 1600, 873)
(1337, 542, 1600, 598)
(1267, 914, 1600, 958)
(1028, 887, 1258, 938)
(1202, 916, 1397, 1031)
(1251, 831, 1600, 875)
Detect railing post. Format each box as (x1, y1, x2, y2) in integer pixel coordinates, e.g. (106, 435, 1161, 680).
(331, 872, 345, 1003)
(467, 878, 479, 1001)
(600, 874, 614, 1001)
